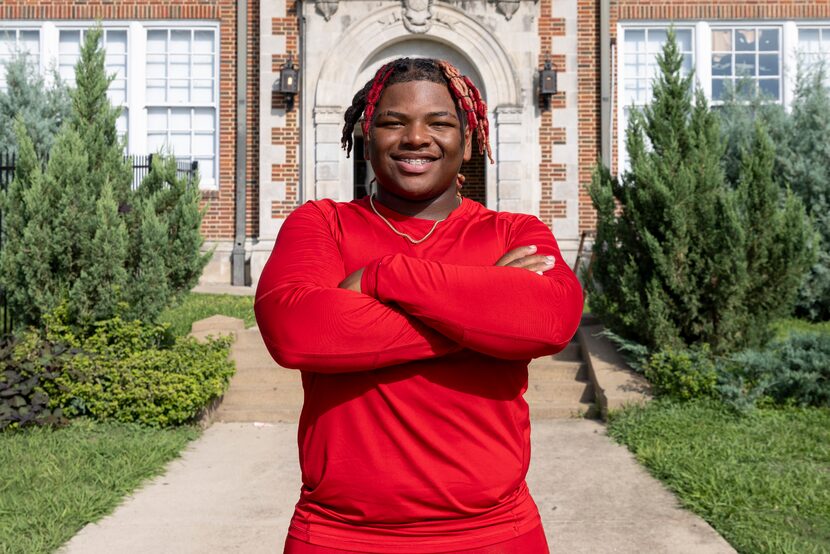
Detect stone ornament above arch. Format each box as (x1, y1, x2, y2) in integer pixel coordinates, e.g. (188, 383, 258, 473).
(314, 4, 522, 111)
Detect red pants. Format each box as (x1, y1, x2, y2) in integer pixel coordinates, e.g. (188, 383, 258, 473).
(283, 525, 550, 554)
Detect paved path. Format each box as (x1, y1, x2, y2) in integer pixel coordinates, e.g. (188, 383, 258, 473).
(60, 419, 735, 554)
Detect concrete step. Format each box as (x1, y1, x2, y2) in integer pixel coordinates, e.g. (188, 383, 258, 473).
(529, 400, 598, 419)
(525, 380, 594, 404)
(550, 341, 582, 362)
(214, 407, 301, 423)
(528, 360, 588, 381)
(221, 387, 303, 407)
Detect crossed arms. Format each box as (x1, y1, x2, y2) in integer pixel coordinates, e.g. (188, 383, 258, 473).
(254, 202, 584, 373)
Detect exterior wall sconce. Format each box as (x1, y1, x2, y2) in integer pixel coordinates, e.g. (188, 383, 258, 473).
(277, 54, 299, 111)
(539, 57, 558, 112)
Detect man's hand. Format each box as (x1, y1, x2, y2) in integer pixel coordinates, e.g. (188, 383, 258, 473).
(338, 267, 364, 292)
(495, 245, 555, 275)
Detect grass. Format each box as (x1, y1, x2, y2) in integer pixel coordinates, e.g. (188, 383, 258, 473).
(0, 418, 200, 554)
(159, 292, 255, 336)
(607, 399, 830, 554)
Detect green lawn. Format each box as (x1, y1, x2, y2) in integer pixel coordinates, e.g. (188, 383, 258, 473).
(159, 292, 255, 336)
(607, 399, 830, 554)
(0, 419, 199, 554)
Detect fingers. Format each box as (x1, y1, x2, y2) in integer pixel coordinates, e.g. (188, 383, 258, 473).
(509, 254, 556, 274)
(495, 245, 538, 266)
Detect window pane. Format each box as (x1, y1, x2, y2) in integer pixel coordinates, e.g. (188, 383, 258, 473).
(625, 29, 646, 52)
(712, 78, 727, 100)
(194, 30, 214, 54)
(147, 108, 167, 131)
(676, 29, 693, 52)
(759, 29, 779, 52)
(59, 31, 81, 55)
(170, 31, 190, 54)
(193, 108, 214, 130)
(735, 53, 756, 77)
(191, 83, 214, 103)
(146, 83, 167, 103)
(170, 133, 190, 156)
(759, 79, 780, 100)
(169, 82, 190, 103)
(147, 61, 166, 79)
(171, 108, 191, 129)
(648, 29, 668, 51)
(713, 29, 732, 52)
(799, 29, 821, 52)
(758, 54, 779, 76)
(712, 54, 732, 76)
(736, 29, 756, 51)
(197, 157, 214, 181)
(192, 133, 214, 156)
(147, 133, 167, 153)
(682, 54, 693, 76)
(147, 30, 167, 53)
(107, 30, 127, 54)
(19, 31, 39, 55)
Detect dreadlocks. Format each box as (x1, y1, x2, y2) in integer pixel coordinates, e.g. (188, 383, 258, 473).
(341, 58, 493, 163)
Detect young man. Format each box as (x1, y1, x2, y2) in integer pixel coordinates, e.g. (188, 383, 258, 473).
(255, 57, 583, 553)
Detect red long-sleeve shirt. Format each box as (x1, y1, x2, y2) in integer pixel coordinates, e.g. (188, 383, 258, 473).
(254, 196, 583, 553)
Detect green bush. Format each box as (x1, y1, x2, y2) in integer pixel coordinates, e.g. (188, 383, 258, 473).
(645, 347, 719, 401)
(587, 29, 814, 354)
(38, 315, 234, 427)
(0, 26, 208, 333)
(0, 333, 69, 430)
(722, 332, 830, 409)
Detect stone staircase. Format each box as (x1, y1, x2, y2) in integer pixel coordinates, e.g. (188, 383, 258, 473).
(209, 324, 597, 424)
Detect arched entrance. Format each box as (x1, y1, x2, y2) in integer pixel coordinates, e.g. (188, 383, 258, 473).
(350, 40, 488, 205)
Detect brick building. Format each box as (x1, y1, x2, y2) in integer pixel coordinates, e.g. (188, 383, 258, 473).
(2, 0, 829, 284)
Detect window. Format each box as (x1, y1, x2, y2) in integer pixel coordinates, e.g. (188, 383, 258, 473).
(146, 29, 217, 187)
(59, 28, 129, 141)
(0, 29, 40, 91)
(619, 27, 694, 171)
(798, 27, 830, 85)
(622, 28, 694, 107)
(711, 27, 782, 102)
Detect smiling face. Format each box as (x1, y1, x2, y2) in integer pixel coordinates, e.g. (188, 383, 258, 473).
(366, 80, 472, 202)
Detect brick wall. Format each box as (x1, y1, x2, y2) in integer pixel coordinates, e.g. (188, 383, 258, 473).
(267, 0, 300, 222)
(0, 0, 258, 241)
(538, 0, 574, 233)
(459, 146, 486, 205)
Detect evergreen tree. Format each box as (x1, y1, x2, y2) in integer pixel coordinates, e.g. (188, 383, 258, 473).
(0, 51, 71, 156)
(70, 180, 129, 326)
(736, 122, 816, 344)
(66, 26, 132, 205)
(780, 61, 830, 320)
(587, 29, 811, 353)
(125, 197, 169, 323)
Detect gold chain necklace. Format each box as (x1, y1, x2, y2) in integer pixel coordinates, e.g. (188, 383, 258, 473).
(369, 193, 459, 245)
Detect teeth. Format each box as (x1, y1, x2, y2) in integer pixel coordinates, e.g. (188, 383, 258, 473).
(403, 159, 431, 165)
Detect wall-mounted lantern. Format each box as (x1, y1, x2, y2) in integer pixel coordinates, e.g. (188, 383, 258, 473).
(539, 56, 558, 112)
(277, 54, 299, 111)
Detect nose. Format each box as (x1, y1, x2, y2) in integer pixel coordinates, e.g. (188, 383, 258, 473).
(401, 121, 431, 148)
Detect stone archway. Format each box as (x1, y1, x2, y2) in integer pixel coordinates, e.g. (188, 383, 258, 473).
(305, 3, 535, 214)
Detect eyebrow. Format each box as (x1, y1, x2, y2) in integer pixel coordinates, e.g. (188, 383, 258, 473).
(379, 110, 459, 119)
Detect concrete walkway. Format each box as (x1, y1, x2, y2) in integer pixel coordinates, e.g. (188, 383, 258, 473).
(60, 419, 735, 553)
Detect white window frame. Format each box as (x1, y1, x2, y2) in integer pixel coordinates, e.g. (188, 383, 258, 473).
(0, 20, 220, 190)
(795, 24, 830, 88)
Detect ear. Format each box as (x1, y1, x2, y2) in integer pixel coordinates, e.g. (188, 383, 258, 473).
(462, 126, 473, 162)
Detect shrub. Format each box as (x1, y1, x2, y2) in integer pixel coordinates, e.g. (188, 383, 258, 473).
(39, 314, 235, 427)
(0, 332, 69, 430)
(723, 332, 830, 408)
(0, 49, 71, 156)
(644, 347, 719, 401)
(587, 29, 814, 354)
(0, 27, 208, 332)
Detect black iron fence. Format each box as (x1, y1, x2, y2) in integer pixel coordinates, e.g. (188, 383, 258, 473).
(0, 152, 198, 335)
